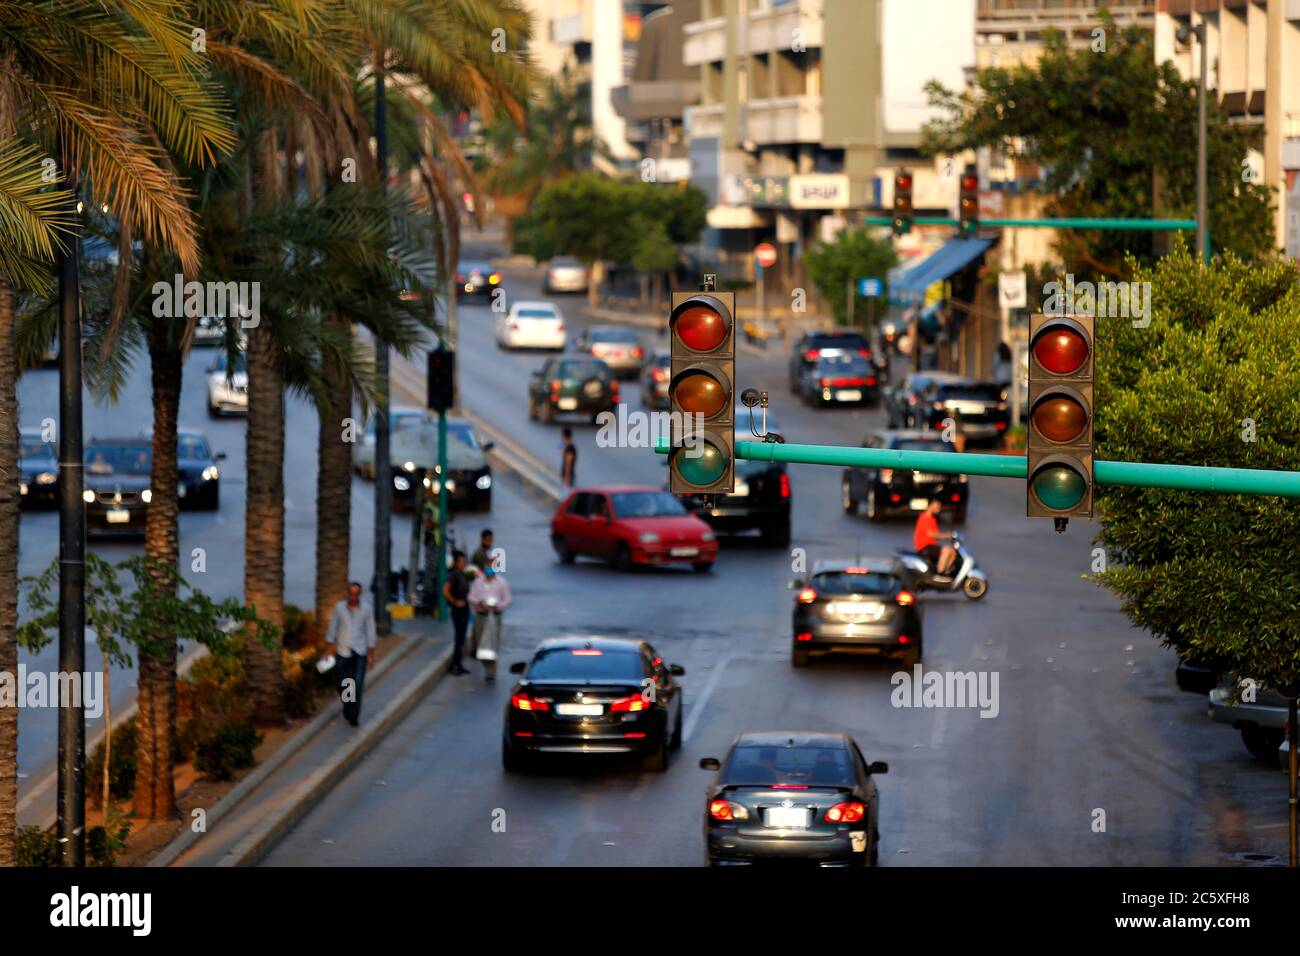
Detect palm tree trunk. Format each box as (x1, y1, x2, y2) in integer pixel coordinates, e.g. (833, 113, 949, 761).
(314, 320, 352, 642)
(134, 316, 181, 819)
(0, 274, 19, 866)
(244, 317, 286, 721)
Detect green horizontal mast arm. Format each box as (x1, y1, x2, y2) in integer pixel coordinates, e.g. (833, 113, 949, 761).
(863, 216, 1196, 231)
(652, 440, 1300, 498)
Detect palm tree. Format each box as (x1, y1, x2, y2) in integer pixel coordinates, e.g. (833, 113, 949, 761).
(0, 0, 232, 859)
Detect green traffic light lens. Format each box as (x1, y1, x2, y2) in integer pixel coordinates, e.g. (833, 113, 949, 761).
(1031, 465, 1087, 511)
(675, 441, 728, 487)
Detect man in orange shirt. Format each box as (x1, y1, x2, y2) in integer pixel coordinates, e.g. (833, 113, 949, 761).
(913, 498, 957, 575)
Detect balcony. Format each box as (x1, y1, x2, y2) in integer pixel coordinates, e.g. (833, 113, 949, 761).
(746, 95, 823, 145)
(686, 103, 725, 140)
(684, 16, 728, 66)
(750, 0, 824, 52)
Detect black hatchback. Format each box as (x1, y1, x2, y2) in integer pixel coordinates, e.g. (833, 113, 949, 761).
(790, 559, 922, 667)
(841, 429, 968, 523)
(700, 731, 888, 866)
(503, 636, 685, 772)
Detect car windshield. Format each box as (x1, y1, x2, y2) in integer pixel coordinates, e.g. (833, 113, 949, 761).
(526, 648, 645, 682)
(894, 440, 952, 453)
(723, 745, 856, 788)
(551, 258, 580, 268)
(20, 438, 52, 459)
(557, 360, 607, 380)
(611, 492, 687, 518)
(517, 308, 558, 319)
(447, 422, 479, 450)
(591, 328, 638, 343)
(459, 261, 491, 274)
(815, 354, 870, 373)
(212, 353, 246, 374)
(812, 571, 898, 596)
(365, 411, 427, 438)
(86, 445, 151, 475)
(177, 435, 211, 459)
(937, 384, 1002, 402)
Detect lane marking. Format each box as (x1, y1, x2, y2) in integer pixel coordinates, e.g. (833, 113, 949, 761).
(929, 700, 949, 749)
(682, 653, 732, 745)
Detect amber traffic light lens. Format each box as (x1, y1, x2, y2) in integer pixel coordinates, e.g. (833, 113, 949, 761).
(674, 304, 727, 352)
(674, 371, 726, 417)
(1033, 326, 1089, 375)
(1031, 395, 1088, 443)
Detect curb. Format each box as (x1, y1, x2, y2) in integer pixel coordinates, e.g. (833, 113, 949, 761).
(149, 630, 424, 867)
(217, 649, 452, 866)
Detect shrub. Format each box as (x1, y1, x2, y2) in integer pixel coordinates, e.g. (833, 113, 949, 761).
(282, 604, 315, 651)
(178, 648, 253, 764)
(193, 720, 262, 781)
(284, 656, 333, 719)
(85, 715, 138, 808)
(16, 826, 59, 867)
(87, 806, 132, 867)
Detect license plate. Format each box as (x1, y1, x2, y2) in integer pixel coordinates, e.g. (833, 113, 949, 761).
(835, 389, 862, 401)
(670, 546, 698, 557)
(830, 601, 884, 622)
(912, 472, 943, 482)
(106, 509, 130, 524)
(555, 703, 603, 717)
(765, 807, 808, 828)
(731, 478, 750, 497)
(177, 483, 187, 498)
(909, 498, 928, 510)
(557, 397, 578, 410)
(954, 403, 987, 415)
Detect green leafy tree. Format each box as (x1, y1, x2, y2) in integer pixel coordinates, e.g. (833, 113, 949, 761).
(922, 15, 1276, 277)
(804, 228, 898, 326)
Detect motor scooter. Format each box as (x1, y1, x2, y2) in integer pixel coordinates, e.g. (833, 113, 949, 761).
(895, 531, 988, 600)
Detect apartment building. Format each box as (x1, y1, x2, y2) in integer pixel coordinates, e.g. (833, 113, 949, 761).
(1155, 0, 1300, 258)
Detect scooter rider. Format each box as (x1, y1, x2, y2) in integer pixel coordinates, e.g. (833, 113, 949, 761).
(913, 497, 957, 576)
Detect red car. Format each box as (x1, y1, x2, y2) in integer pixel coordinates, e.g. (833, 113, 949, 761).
(551, 486, 718, 573)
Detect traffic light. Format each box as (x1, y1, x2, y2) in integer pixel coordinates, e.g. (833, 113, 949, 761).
(892, 170, 913, 236)
(1026, 313, 1094, 526)
(427, 346, 454, 412)
(668, 290, 735, 495)
(958, 172, 979, 237)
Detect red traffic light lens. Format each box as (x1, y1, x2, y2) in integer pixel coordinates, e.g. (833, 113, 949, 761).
(674, 303, 727, 352)
(960, 174, 979, 192)
(1031, 395, 1088, 443)
(674, 370, 727, 418)
(895, 174, 912, 191)
(1033, 325, 1089, 374)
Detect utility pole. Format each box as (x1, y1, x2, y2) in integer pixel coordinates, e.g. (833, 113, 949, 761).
(373, 52, 392, 635)
(56, 158, 85, 867)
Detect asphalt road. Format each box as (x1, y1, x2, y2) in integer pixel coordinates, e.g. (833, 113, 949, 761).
(261, 229, 1291, 866)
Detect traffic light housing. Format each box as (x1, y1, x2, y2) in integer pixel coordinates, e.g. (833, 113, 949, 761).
(958, 172, 979, 237)
(668, 291, 735, 495)
(892, 170, 913, 236)
(1026, 313, 1094, 522)
(427, 346, 454, 412)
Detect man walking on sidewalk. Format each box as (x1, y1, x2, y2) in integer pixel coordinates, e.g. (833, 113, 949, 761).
(326, 582, 377, 726)
(561, 428, 577, 488)
(443, 550, 471, 675)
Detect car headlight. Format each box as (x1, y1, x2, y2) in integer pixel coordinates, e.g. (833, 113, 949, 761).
(19, 482, 28, 496)
(141, 489, 152, 503)
(36, 472, 57, 485)
(402, 460, 416, 472)
(700, 531, 715, 542)
(476, 474, 492, 491)
(422, 476, 432, 489)
(393, 475, 411, 491)
(957, 474, 968, 483)
(639, 532, 661, 543)
(83, 489, 96, 503)
(444, 479, 456, 492)
(201, 466, 219, 481)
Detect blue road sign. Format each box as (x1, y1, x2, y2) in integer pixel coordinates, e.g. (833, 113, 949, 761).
(858, 277, 882, 297)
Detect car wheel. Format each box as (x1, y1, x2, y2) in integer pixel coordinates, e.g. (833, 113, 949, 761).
(640, 739, 668, 773)
(205, 485, 220, 511)
(502, 738, 530, 773)
(613, 543, 632, 572)
(692, 561, 712, 574)
(552, 534, 575, 564)
(963, 577, 988, 600)
(902, 641, 921, 668)
(865, 487, 880, 522)
(841, 478, 857, 515)
(1241, 726, 1284, 760)
(792, 647, 810, 668)
(670, 702, 683, 750)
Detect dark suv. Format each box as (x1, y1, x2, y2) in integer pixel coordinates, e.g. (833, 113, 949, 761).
(84, 438, 153, 537)
(788, 330, 872, 393)
(886, 372, 1008, 445)
(527, 355, 619, 424)
(841, 429, 968, 522)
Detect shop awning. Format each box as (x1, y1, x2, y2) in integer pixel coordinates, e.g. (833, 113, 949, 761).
(889, 237, 995, 304)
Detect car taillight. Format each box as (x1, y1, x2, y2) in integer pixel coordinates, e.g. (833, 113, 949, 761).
(489, 272, 501, 284)
(510, 322, 520, 330)
(820, 378, 831, 387)
(550, 379, 562, 400)
(511, 693, 549, 712)
(610, 380, 620, 402)
(857, 349, 872, 360)
(866, 377, 877, 386)
(933, 422, 945, 430)
(896, 590, 915, 606)
(898, 635, 912, 645)
(571, 649, 603, 656)
(880, 468, 894, 482)
(950, 493, 961, 502)
(798, 588, 817, 604)
(825, 801, 865, 823)
(795, 632, 813, 642)
(779, 473, 790, 498)
(996, 421, 1007, 430)
(632, 346, 643, 358)
(652, 367, 669, 382)
(803, 349, 820, 362)
(610, 693, 649, 713)
(709, 799, 748, 821)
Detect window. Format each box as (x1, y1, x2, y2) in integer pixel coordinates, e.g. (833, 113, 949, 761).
(723, 745, 855, 788)
(567, 492, 592, 517)
(610, 492, 687, 518)
(590, 495, 611, 520)
(811, 571, 899, 596)
(526, 648, 647, 682)
(177, 435, 211, 459)
(558, 360, 607, 380)
(86, 444, 152, 475)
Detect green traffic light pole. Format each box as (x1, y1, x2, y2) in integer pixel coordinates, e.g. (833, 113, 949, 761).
(655, 440, 1300, 500)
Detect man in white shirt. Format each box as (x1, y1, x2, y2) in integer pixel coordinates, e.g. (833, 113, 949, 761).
(325, 581, 378, 726)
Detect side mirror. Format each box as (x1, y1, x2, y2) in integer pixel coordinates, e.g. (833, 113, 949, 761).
(669, 663, 685, 676)
(215, 452, 227, 461)
(482, 441, 495, 453)
(699, 757, 721, 771)
(508, 661, 526, 675)
(868, 761, 889, 775)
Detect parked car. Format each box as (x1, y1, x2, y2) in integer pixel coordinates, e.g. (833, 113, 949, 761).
(842, 429, 968, 522)
(788, 329, 872, 393)
(886, 372, 1009, 445)
(496, 300, 566, 350)
(799, 351, 879, 406)
(790, 559, 922, 667)
(192, 315, 227, 346)
(550, 486, 718, 572)
(502, 636, 685, 772)
(1210, 676, 1290, 761)
(84, 438, 153, 537)
(389, 417, 493, 512)
(527, 355, 619, 424)
(205, 350, 248, 417)
(352, 406, 435, 479)
(18, 428, 58, 508)
(640, 349, 671, 409)
(543, 256, 589, 294)
(699, 731, 888, 866)
(575, 325, 645, 378)
(455, 259, 500, 297)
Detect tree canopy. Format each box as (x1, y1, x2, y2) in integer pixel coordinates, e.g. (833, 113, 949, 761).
(803, 228, 898, 325)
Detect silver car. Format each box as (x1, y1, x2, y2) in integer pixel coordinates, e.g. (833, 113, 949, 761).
(352, 406, 436, 479)
(543, 256, 589, 294)
(206, 351, 248, 417)
(575, 325, 644, 378)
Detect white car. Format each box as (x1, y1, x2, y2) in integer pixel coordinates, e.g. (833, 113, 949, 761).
(206, 351, 248, 417)
(543, 256, 589, 294)
(352, 406, 435, 479)
(497, 301, 566, 351)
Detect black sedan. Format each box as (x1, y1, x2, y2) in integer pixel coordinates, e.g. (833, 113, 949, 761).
(502, 636, 685, 773)
(788, 329, 872, 393)
(176, 430, 224, 510)
(842, 429, 968, 522)
(84, 438, 153, 537)
(886, 372, 1009, 445)
(700, 731, 888, 866)
(799, 351, 879, 406)
(640, 349, 670, 409)
(527, 355, 619, 424)
(455, 259, 500, 297)
(19, 428, 58, 508)
(790, 559, 922, 667)
(389, 418, 493, 512)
